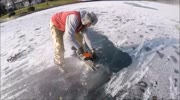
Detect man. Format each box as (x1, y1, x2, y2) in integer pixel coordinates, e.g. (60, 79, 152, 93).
(50, 10, 98, 66)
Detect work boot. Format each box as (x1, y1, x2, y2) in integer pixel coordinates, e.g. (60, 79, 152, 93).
(54, 59, 65, 73)
(58, 66, 65, 73)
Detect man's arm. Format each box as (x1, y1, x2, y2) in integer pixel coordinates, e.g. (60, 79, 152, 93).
(81, 28, 94, 51)
(64, 14, 80, 49)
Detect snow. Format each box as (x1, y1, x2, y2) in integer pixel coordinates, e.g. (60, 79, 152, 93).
(169, 77, 178, 99)
(1, 1, 179, 100)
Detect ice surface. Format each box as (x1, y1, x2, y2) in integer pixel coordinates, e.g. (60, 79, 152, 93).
(1, 1, 179, 100)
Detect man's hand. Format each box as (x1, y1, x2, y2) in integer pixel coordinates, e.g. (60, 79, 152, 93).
(91, 49, 97, 59)
(77, 46, 84, 55)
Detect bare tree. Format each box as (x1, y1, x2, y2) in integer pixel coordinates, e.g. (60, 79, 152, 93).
(11, 0, 16, 9)
(28, 0, 32, 6)
(46, 0, 49, 5)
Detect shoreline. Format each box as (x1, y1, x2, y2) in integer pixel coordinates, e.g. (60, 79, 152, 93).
(0, 1, 179, 23)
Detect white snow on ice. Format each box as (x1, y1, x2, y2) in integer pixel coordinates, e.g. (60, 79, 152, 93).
(1, 1, 179, 100)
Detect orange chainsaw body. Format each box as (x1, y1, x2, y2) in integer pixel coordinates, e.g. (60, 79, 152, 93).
(83, 52, 93, 59)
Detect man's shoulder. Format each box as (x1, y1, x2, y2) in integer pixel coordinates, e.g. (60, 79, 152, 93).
(67, 14, 79, 22)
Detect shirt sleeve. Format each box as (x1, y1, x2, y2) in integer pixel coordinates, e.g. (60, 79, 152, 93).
(64, 14, 80, 49)
(81, 28, 94, 51)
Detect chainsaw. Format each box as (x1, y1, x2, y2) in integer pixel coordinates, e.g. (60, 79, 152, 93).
(78, 51, 97, 71)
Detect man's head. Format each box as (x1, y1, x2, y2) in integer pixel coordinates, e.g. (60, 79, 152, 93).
(80, 11, 98, 26)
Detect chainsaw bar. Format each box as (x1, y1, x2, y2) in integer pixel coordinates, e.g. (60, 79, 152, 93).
(76, 51, 97, 71)
(83, 60, 97, 71)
